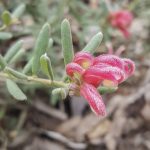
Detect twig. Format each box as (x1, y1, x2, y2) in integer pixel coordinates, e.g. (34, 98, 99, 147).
(33, 100, 67, 121)
(40, 129, 87, 149)
(0, 127, 8, 150)
(9, 110, 27, 140)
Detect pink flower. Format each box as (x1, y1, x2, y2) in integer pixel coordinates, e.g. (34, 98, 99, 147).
(66, 51, 135, 116)
(109, 10, 133, 38)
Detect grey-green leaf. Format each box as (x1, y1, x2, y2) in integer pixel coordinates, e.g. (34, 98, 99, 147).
(0, 32, 13, 40)
(82, 32, 103, 54)
(48, 38, 53, 50)
(6, 79, 27, 101)
(12, 4, 26, 18)
(32, 23, 50, 75)
(5, 67, 27, 80)
(22, 58, 33, 74)
(1, 11, 12, 26)
(9, 48, 25, 64)
(52, 88, 67, 100)
(46, 38, 53, 56)
(98, 86, 118, 95)
(0, 54, 6, 70)
(61, 19, 74, 65)
(40, 53, 54, 80)
(4, 40, 23, 62)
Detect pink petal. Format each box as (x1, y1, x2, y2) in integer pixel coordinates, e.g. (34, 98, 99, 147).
(123, 58, 135, 78)
(66, 62, 84, 77)
(93, 54, 124, 69)
(73, 52, 94, 67)
(80, 83, 106, 116)
(83, 65, 125, 86)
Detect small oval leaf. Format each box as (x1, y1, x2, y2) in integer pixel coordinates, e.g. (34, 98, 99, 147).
(0, 54, 6, 70)
(9, 48, 25, 64)
(82, 32, 103, 54)
(12, 4, 26, 19)
(48, 38, 53, 50)
(46, 38, 53, 57)
(0, 32, 13, 40)
(98, 86, 118, 95)
(61, 19, 74, 65)
(5, 67, 27, 80)
(6, 79, 27, 101)
(4, 40, 23, 62)
(32, 23, 50, 75)
(52, 88, 68, 100)
(22, 58, 33, 74)
(1, 11, 12, 26)
(40, 53, 54, 80)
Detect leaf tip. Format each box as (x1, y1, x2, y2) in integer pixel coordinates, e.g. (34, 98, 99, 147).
(63, 18, 69, 23)
(97, 32, 103, 39)
(43, 23, 50, 30)
(61, 19, 70, 27)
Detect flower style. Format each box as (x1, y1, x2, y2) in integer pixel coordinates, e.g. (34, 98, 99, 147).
(109, 10, 133, 38)
(66, 51, 135, 116)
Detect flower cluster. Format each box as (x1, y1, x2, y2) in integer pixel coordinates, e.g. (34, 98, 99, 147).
(109, 10, 133, 38)
(66, 51, 135, 116)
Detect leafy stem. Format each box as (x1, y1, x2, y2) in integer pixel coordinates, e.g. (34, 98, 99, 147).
(0, 72, 68, 88)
